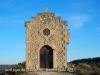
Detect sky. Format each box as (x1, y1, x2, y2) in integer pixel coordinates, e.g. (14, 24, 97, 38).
(0, 0, 100, 64)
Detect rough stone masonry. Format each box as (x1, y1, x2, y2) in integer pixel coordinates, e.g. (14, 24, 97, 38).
(25, 11, 70, 70)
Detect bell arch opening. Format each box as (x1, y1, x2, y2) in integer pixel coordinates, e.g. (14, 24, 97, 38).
(40, 45, 53, 68)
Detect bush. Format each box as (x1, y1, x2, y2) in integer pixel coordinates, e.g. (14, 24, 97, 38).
(78, 63, 92, 71)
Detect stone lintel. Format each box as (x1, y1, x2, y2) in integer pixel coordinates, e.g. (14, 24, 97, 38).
(62, 21, 68, 26)
(25, 21, 30, 27)
(55, 16, 61, 21)
(31, 17, 35, 19)
(37, 12, 55, 15)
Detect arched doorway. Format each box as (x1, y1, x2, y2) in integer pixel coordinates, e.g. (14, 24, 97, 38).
(40, 45, 53, 68)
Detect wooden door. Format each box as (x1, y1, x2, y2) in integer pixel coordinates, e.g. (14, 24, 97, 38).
(40, 45, 53, 68)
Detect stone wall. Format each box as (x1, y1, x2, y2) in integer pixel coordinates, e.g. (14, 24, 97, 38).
(25, 12, 70, 69)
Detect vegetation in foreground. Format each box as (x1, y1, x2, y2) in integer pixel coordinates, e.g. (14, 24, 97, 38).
(68, 57, 100, 75)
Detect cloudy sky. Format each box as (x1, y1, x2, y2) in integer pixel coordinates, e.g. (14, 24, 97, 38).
(0, 0, 100, 64)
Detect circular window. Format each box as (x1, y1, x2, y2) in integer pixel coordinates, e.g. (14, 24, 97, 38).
(43, 28, 50, 36)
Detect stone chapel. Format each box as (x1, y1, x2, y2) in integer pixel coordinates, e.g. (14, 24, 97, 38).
(25, 9, 70, 70)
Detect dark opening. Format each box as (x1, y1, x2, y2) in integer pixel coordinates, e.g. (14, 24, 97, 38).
(40, 45, 53, 68)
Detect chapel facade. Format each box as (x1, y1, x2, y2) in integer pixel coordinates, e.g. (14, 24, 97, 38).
(25, 10, 70, 69)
